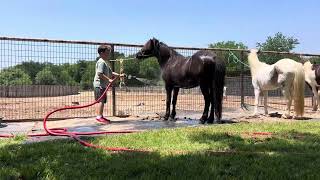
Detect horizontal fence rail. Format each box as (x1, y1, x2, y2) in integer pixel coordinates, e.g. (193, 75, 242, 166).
(0, 85, 79, 97)
(0, 36, 319, 121)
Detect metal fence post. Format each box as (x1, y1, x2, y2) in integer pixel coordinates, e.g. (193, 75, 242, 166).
(110, 45, 116, 116)
(240, 51, 245, 108)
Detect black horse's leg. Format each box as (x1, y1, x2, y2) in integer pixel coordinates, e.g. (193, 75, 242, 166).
(164, 85, 173, 120)
(170, 87, 180, 120)
(200, 85, 210, 124)
(207, 87, 215, 124)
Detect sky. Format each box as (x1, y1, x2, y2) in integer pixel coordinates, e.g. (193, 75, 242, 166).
(0, 0, 319, 53)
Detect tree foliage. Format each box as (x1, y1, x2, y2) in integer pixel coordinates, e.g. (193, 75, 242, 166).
(138, 57, 160, 79)
(309, 56, 320, 64)
(0, 68, 32, 85)
(15, 61, 46, 83)
(209, 41, 248, 76)
(256, 32, 300, 64)
(123, 59, 140, 76)
(80, 62, 96, 90)
(35, 67, 57, 85)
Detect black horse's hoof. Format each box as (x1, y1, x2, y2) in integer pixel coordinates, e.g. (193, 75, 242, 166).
(163, 117, 169, 121)
(163, 114, 170, 121)
(169, 117, 177, 122)
(207, 120, 214, 124)
(169, 114, 176, 120)
(170, 112, 176, 119)
(199, 118, 207, 124)
(215, 120, 222, 124)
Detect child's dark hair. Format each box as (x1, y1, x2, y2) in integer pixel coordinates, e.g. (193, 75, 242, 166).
(98, 44, 112, 54)
(96, 44, 112, 60)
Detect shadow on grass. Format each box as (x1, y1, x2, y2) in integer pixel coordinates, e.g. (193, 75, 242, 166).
(1, 130, 320, 179)
(189, 130, 320, 154)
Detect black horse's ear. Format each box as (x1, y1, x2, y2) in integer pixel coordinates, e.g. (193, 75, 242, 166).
(152, 38, 160, 48)
(152, 37, 157, 42)
(152, 37, 158, 43)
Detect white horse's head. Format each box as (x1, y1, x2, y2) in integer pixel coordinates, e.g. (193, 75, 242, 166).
(249, 49, 260, 54)
(301, 58, 312, 65)
(302, 59, 313, 72)
(248, 49, 261, 63)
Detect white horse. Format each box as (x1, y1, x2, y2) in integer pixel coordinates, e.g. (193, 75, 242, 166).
(248, 49, 305, 118)
(302, 60, 320, 111)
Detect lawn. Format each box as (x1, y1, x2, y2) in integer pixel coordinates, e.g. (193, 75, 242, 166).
(1, 121, 320, 179)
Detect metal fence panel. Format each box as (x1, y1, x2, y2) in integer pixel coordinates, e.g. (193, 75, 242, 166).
(0, 37, 318, 121)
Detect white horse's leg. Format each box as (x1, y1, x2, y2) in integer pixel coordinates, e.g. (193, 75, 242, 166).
(282, 88, 292, 119)
(263, 91, 268, 115)
(253, 88, 260, 116)
(286, 97, 293, 118)
(317, 91, 320, 111)
(311, 86, 319, 111)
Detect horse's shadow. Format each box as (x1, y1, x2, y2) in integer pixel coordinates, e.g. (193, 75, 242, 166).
(245, 111, 313, 120)
(169, 117, 238, 125)
(155, 111, 238, 124)
(268, 112, 313, 120)
(243, 104, 313, 120)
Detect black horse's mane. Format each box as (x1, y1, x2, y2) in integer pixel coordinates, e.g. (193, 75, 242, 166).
(158, 40, 214, 59)
(159, 41, 184, 58)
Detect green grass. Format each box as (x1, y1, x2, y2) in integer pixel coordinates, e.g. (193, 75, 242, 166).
(1, 121, 320, 179)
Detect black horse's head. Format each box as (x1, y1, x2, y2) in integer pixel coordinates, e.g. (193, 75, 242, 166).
(136, 38, 161, 59)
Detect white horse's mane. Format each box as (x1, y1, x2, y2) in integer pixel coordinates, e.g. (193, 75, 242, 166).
(247, 49, 270, 78)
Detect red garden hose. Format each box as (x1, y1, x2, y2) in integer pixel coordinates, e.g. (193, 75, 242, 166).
(0, 77, 149, 152)
(42, 77, 150, 152)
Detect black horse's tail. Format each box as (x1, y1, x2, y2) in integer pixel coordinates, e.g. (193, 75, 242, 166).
(213, 61, 226, 121)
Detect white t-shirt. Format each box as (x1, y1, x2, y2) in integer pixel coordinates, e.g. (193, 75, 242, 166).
(93, 58, 112, 88)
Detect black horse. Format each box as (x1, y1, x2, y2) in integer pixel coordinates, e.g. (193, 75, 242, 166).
(136, 38, 226, 123)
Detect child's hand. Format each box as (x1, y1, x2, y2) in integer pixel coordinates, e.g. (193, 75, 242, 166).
(119, 73, 126, 77)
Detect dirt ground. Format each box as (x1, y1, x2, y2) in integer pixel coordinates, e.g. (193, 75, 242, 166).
(1, 86, 319, 144)
(0, 90, 319, 122)
(0, 102, 319, 143)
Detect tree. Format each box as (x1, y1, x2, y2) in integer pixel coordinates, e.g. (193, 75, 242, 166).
(209, 41, 248, 76)
(0, 67, 32, 85)
(113, 51, 126, 60)
(15, 61, 46, 83)
(59, 70, 78, 86)
(35, 67, 57, 85)
(73, 60, 88, 83)
(47, 64, 77, 85)
(80, 62, 96, 90)
(309, 56, 320, 64)
(256, 32, 300, 64)
(138, 57, 161, 79)
(123, 57, 140, 76)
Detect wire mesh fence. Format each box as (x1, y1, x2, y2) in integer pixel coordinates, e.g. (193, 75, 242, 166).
(0, 37, 319, 121)
(0, 38, 103, 120)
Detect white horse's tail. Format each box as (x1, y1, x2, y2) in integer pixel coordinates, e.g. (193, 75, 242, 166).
(293, 64, 305, 117)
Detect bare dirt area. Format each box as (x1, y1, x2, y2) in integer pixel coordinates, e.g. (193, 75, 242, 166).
(232, 105, 320, 123)
(0, 99, 319, 142)
(0, 90, 318, 122)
